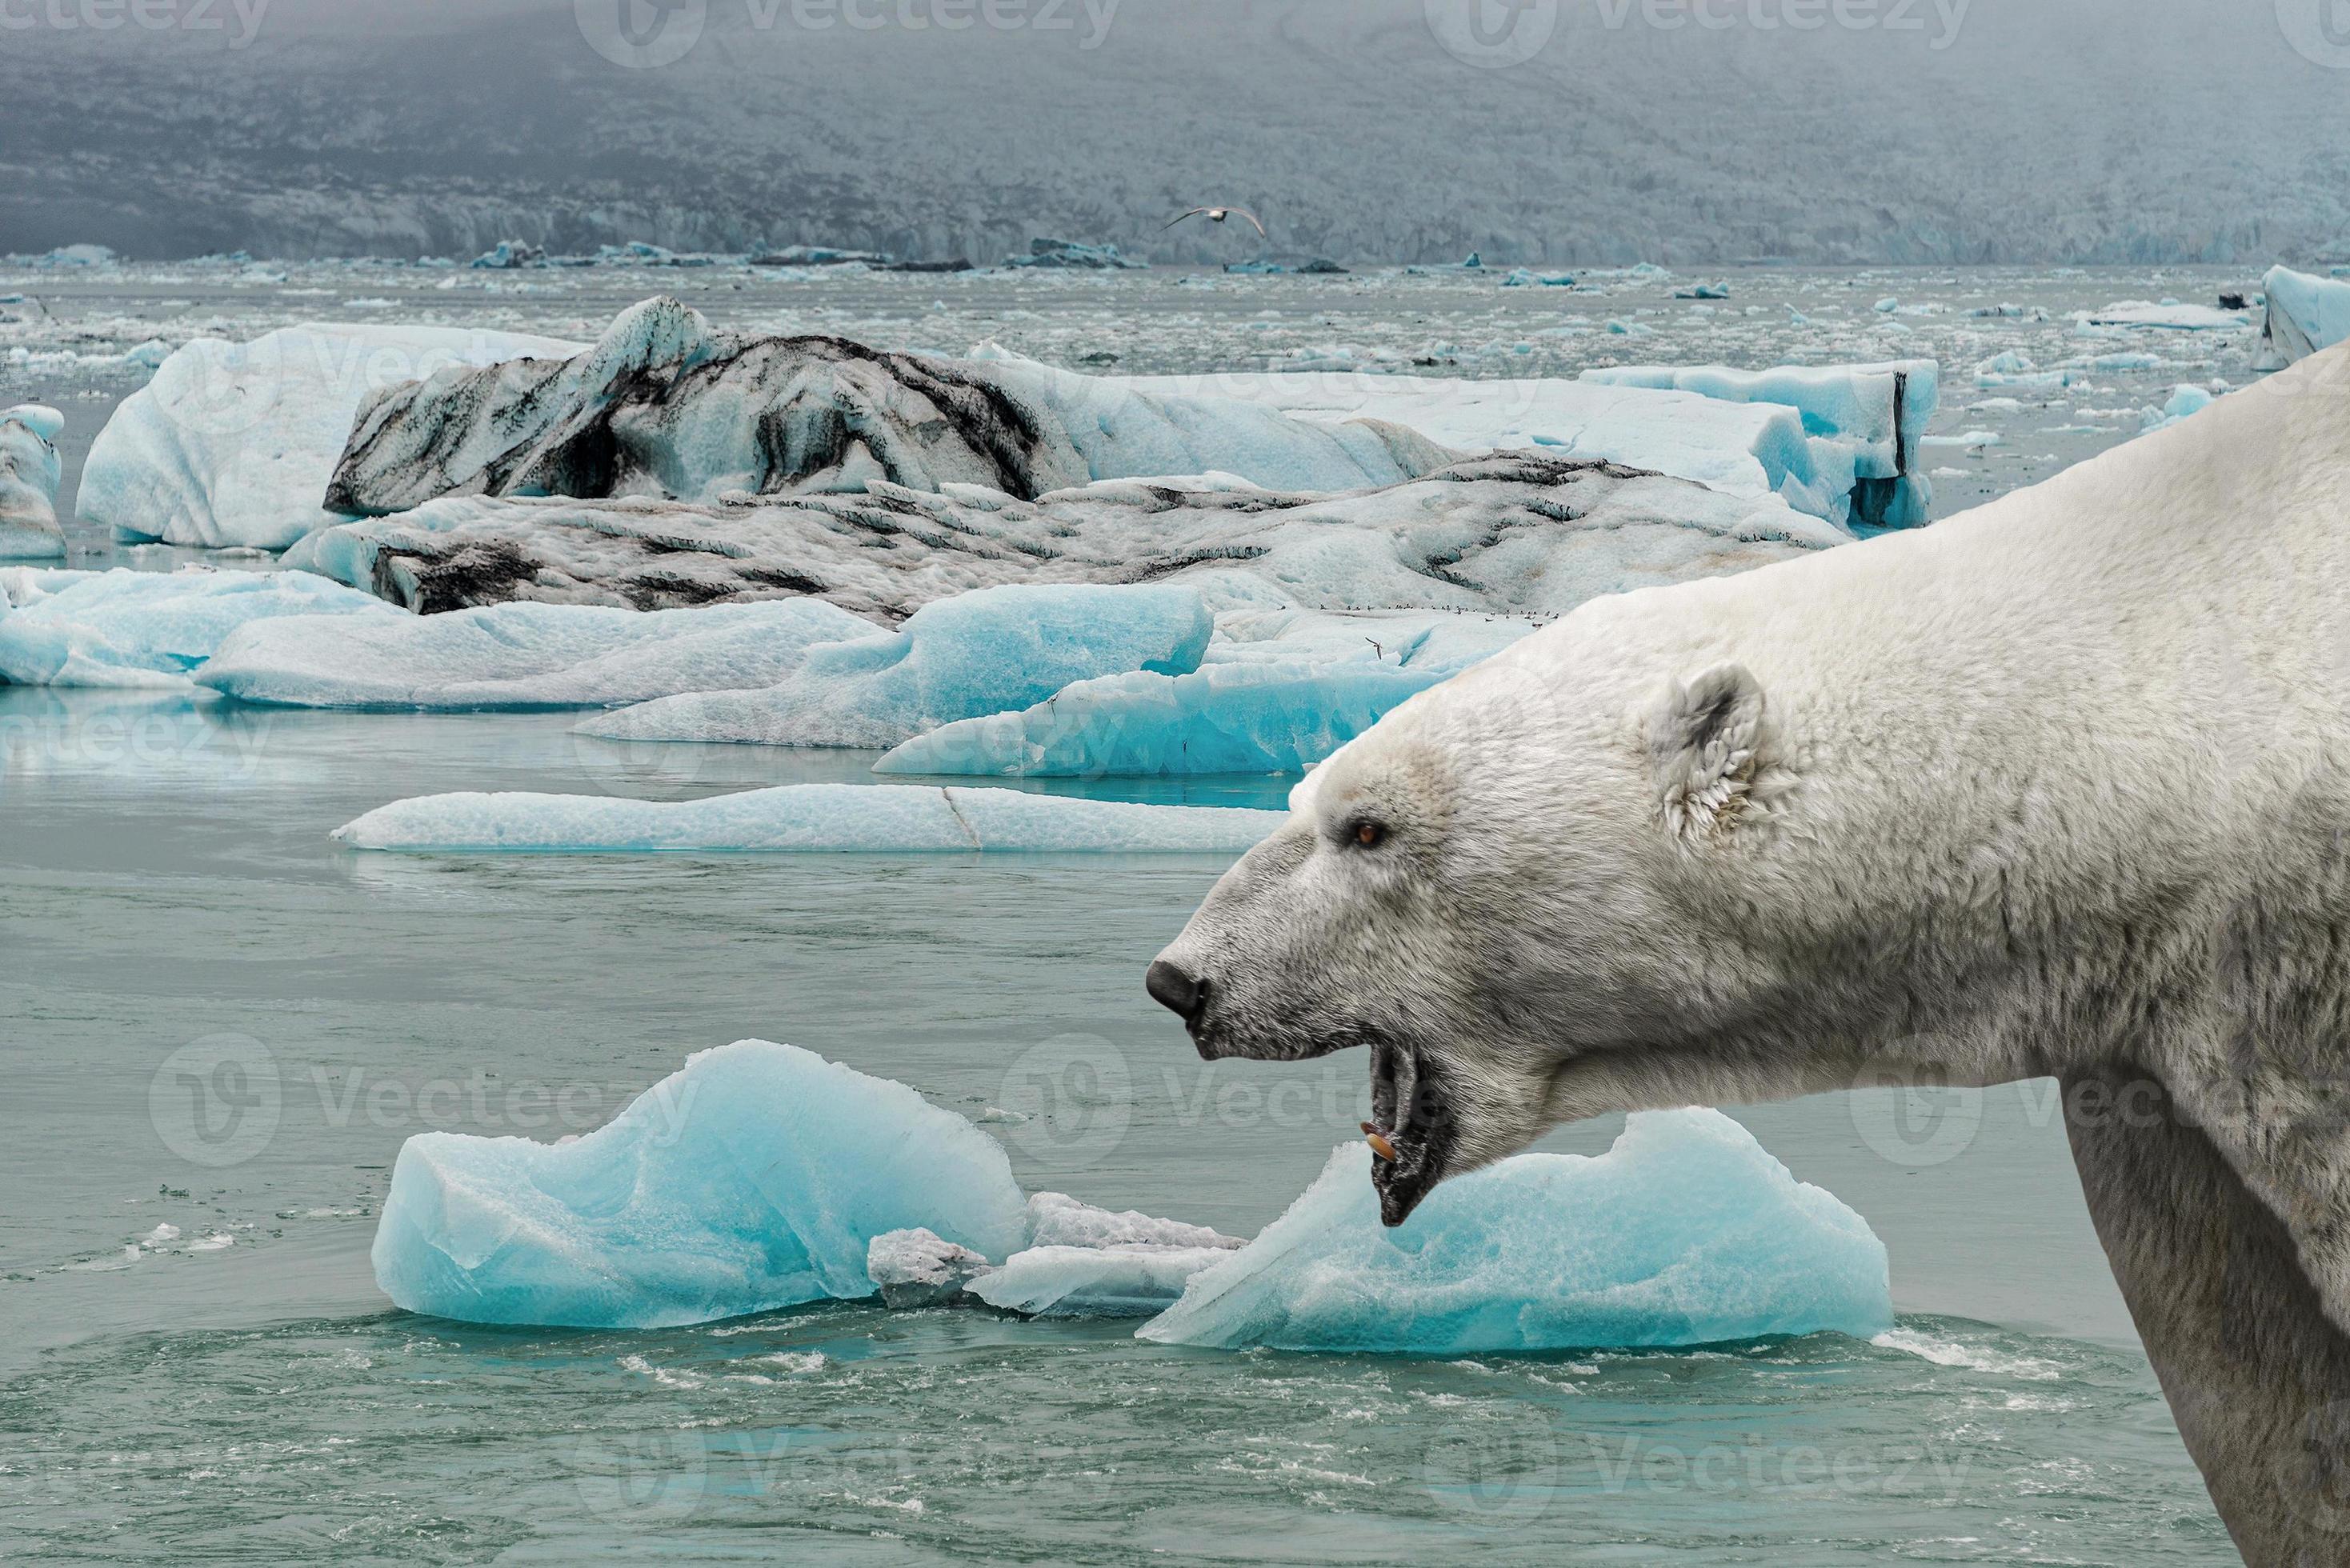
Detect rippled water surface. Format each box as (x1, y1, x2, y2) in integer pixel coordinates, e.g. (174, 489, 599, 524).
(0, 261, 2267, 1562)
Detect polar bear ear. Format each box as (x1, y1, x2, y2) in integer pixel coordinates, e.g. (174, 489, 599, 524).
(1647, 662, 1764, 840)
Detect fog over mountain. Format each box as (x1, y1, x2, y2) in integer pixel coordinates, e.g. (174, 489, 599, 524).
(3, 0, 2346, 266)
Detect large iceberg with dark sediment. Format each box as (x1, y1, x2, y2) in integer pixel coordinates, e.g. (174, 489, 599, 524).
(1137, 1111, 1892, 1354)
(321, 297, 1443, 517)
(290, 454, 1840, 620)
(196, 596, 875, 710)
(78, 323, 582, 549)
(575, 583, 1212, 747)
(1104, 359, 1916, 527)
(2259, 264, 2350, 368)
(0, 566, 398, 687)
(372, 1039, 1031, 1329)
(0, 405, 67, 561)
(333, 782, 1285, 854)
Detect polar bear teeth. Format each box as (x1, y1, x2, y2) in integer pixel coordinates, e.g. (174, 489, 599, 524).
(1360, 1123, 1400, 1162)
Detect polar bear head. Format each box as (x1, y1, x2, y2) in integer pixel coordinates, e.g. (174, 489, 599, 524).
(1149, 651, 1812, 1226)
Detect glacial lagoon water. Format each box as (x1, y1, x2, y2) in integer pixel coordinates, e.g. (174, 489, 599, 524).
(0, 259, 2269, 1562)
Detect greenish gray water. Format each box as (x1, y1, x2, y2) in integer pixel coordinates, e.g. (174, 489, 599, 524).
(0, 691, 2230, 1562)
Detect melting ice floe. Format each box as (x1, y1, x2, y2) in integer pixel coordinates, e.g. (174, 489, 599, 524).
(373, 1042, 1892, 1350)
(0, 566, 398, 687)
(874, 662, 1446, 778)
(0, 405, 66, 560)
(196, 596, 876, 710)
(80, 323, 582, 550)
(371, 1040, 1031, 1329)
(1139, 1113, 1892, 1354)
(331, 783, 1286, 854)
(574, 583, 1213, 746)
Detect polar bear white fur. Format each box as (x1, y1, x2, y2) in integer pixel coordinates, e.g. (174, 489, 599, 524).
(1152, 341, 2350, 1563)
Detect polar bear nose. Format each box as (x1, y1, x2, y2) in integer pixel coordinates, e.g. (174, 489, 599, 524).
(1146, 958, 1207, 1024)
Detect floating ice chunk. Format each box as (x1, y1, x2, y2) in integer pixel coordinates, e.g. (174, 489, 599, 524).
(333, 782, 1286, 854)
(197, 596, 875, 710)
(867, 1228, 995, 1308)
(1024, 1191, 1243, 1252)
(972, 1246, 1235, 1318)
(2078, 299, 2250, 332)
(1579, 360, 1938, 526)
(1137, 1110, 1892, 1354)
(372, 1040, 1030, 1328)
(1003, 238, 1144, 270)
(875, 662, 1447, 778)
(2259, 266, 2350, 367)
(0, 567, 399, 687)
(79, 322, 583, 549)
(578, 584, 1212, 747)
(2141, 384, 2218, 431)
(0, 405, 66, 560)
(1108, 368, 1847, 526)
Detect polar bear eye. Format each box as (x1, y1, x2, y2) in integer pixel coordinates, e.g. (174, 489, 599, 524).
(1352, 821, 1389, 849)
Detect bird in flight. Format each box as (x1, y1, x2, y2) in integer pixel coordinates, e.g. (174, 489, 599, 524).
(1164, 206, 1267, 239)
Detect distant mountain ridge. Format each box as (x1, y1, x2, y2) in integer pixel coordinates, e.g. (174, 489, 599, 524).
(2, 0, 2344, 266)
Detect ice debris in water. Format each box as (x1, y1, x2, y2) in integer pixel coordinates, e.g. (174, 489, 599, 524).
(1138, 1110, 1892, 1354)
(0, 567, 398, 687)
(371, 1040, 1031, 1328)
(0, 405, 66, 561)
(578, 583, 1213, 747)
(972, 1246, 1237, 1318)
(196, 596, 875, 710)
(332, 783, 1286, 854)
(867, 1228, 995, 1309)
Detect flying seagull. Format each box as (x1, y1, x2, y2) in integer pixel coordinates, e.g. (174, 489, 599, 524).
(1164, 206, 1267, 240)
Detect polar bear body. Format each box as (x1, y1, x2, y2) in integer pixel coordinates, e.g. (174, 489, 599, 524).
(1156, 344, 2350, 1562)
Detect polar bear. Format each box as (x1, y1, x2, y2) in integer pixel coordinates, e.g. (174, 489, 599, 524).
(1148, 342, 2350, 1564)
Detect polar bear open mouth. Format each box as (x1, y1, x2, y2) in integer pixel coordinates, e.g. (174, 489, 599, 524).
(1367, 1037, 1457, 1227)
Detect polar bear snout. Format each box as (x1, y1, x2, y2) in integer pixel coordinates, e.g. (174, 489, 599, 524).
(1144, 958, 1207, 1027)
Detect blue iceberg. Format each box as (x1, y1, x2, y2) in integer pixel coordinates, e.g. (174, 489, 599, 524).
(332, 782, 1286, 854)
(875, 662, 1447, 778)
(0, 567, 399, 687)
(2260, 265, 2350, 366)
(1137, 1110, 1892, 1354)
(372, 1040, 1031, 1329)
(578, 583, 1213, 747)
(198, 596, 875, 710)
